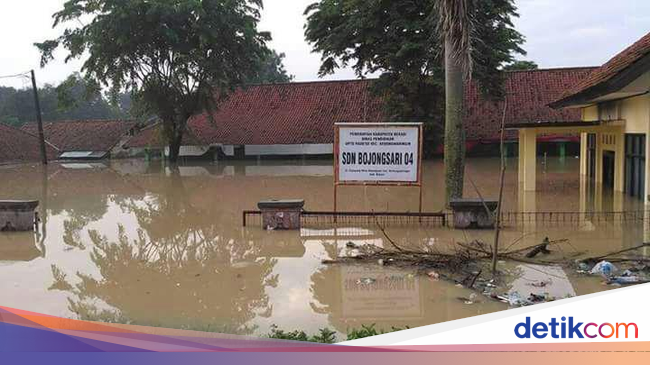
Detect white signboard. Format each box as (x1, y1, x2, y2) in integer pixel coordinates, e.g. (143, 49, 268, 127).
(336, 124, 422, 184)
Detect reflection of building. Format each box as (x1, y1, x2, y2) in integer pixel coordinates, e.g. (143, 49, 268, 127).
(517, 31, 650, 206)
(309, 257, 508, 333)
(508, 265, 576, 300)
(340, 266, 423, 320)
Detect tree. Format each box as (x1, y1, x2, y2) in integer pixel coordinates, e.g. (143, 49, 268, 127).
(0, 74, 128, 127)
(502, 60, 539, 71)
(438, 0, 474, 202)
(247, 50, 295, 84)
(304, 0, 525, 197)
(36, 0, 271, 162)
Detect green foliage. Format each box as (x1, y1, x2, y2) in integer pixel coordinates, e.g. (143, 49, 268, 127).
(0, 74, 129, 127)
(36, 0, 273, 161)
(304, 0, 526, 148)
(267, 324, 406, 343)
(248, 50, 295, 84)
(502, 60, 539, 71)
(346, 324, 408, 341)
(268, 325, 337, 344)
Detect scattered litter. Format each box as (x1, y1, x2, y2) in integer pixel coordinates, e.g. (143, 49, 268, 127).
(608, 276, 641, 285)
(528, 293, 549, 303)
(346, 242, 357, 249)
(459, 293, 479, 305)
(590, 261, 617, 277)
(507, 292, 531, 307)
(500, 291, 556, 307)
(427, 271, 440, 280)
(527, 279, 552, 288)
(356, 278, 376, 285)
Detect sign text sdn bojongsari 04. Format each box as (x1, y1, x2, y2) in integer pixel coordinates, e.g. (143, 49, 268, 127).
(335, 123, 423, 185)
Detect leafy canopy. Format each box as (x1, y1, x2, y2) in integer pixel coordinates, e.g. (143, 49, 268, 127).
(0, 73, 129, 128)
(36, 0, 272, 158)
(304, 0, 525, 122)
(502, 60, 539, 71)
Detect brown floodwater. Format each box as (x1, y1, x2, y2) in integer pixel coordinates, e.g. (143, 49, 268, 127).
(0, 157, 647, 336)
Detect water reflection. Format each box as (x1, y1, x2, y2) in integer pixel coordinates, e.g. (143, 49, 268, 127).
(0, 157, 646, 335)
(0, 233, 43, 262)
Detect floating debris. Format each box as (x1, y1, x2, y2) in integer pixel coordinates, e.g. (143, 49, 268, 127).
(356, 278, 376, 285)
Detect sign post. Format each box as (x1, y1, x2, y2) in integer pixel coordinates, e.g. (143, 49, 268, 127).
(334, 123, 424, 214)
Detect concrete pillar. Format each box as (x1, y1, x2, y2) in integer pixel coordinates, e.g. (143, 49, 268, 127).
(580, 133, 588, 176)
(595, 133, 603, 184)
(614, 131, 625, 193)
(518, 187, 537, 247)
(646, 131, 650, 205)
(559, 142, 566, 163)
(518, 129, 537, 191)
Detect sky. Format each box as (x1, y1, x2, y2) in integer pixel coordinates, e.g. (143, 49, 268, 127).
(0, 0, 649, 88)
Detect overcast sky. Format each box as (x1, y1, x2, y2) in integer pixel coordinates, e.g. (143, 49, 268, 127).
(1, 0, 649, 88)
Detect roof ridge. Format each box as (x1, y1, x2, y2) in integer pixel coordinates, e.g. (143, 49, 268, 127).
(504, 66, 599, 73)
(242, 78, 378, 88)
(551, 31, 650, 107)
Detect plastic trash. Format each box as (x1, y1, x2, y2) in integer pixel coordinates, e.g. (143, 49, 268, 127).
(577, 262, 591, 272)
(609, 276, 640, 285)
(507, 292, 532, 307)
(622, 270, 635, 277)
(356, 278, 376, 285)
(590, 261, 618, 277)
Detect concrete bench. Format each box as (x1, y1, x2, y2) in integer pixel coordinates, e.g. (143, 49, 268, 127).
(449, 199, 498, 229)
(0, 200, 39, 232)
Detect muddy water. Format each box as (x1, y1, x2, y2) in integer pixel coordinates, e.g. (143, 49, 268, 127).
(0, 157, 646, 336)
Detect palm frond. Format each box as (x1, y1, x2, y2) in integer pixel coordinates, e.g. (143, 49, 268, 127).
(436, 0, 476, 78)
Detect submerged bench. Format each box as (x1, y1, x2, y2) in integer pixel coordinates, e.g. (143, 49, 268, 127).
(258, 199, 305, 231)
(0, 200, 39, 232)
(449, 198, 498, 229)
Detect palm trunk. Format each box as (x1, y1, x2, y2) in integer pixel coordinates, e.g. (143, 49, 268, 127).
(444, 37, 466, 205)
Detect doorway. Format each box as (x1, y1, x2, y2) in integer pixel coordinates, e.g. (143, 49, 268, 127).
(625, 134, 646, 200)
(602, 151, 615, 189)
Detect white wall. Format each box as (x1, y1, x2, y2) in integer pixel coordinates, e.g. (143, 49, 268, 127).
(244, 144, 333, 156)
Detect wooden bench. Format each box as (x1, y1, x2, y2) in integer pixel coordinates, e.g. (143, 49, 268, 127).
(449, 199, 498, 229)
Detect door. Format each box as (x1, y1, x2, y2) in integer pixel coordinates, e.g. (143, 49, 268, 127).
(602, 151, 615, 189)
(625, 134, 646, 200)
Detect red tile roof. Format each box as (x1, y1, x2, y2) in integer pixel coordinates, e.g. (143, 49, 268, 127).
(0, 123, 58, 164)
(126, 122, 203, 148)
(21, 120, 136, 152)
(186, 69, 594, 146)
(465, 67, 597, 140)
(189, 80, 387, 145)
(552, 32, 650, 107)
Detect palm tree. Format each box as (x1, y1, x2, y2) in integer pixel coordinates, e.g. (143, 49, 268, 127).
(437, 0, 475, 203)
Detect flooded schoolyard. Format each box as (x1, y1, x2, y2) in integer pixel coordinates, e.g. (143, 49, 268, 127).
(0, 157, 647, 336)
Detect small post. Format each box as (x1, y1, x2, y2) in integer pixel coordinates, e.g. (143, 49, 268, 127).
(30, 70, 48, 165)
